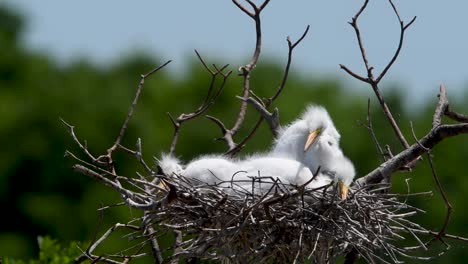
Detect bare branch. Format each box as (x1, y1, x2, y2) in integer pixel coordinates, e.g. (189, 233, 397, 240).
(237, 96, 280, 137)
(364, 98, 386, 162)
(339, 64, 369, 83)
(231, 0, 255, 18)
(60, 118, 102, 164)
(167, 53, 231, 154)
(433, 84, 449, 128)
(445, 107, 468, 123)
(269, 25, 310, 102)
(223, 24, 310, 154)
(355, 123, 468, 187)
(376, 0, 417, 83)
(205, 115, 236, 150)
(426, 153, 453, 243)
(109, 60, 171, 155)
(75, 223, 141, 264)
(230, 0, 271, 136)
(341, 0, 412, 150)
(349, 0, 372, 78)
(117, 138, 154, 176)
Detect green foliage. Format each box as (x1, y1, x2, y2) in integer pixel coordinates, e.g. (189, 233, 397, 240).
(4, 236, 81, 264)
(0, 4, 467, 263)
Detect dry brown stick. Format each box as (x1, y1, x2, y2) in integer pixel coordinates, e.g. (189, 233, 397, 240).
(224, 25, 310, 156)
(60, 118, 103, 165)
(103, 60, 171, 173)
(425, 153, 453, 243)
(236, 96, 280, 137)
(230, 0, 270, 137)
(356, 85, 468, 185)
(340, 0, 416, 150)
(355, 122, 468, 187)
(170, 230, 184, 264)
(117, 138, 154, 175)
(445, 107, 468, 123)
(433, 85, 449, 128)
(269, 25, 310, 103)
(75, 223, 141, 263)
(144, 209, 163, 262)
(205, 115, 237, 150)
(111, 60, 172, 152)
(435, 84, 468, 123)
(409, 119, 454, 246)
(364, 98, 386, 162)
(376, 0, 417, 84)
(167, 52, 231, 154)
(207, 0, 271, 154)
(435, 84, 468, 125)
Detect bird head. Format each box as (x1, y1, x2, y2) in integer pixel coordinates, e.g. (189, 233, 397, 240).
(303, 104, 340, 135)
(325, 155, 356, 200)
(273, 105, 342, 167)
(301, 106, 342, 168)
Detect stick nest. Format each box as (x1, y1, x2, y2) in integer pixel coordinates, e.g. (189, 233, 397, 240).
(142, 174, 434, 263)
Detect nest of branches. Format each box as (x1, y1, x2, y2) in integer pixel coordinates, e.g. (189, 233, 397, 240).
(134, 174, 436, 263)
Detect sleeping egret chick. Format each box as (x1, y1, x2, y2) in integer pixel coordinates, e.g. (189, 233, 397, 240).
(237, 156, 315, 191)
(157, 154, 237, 185)
(320, 155, 355, 200)
(184, 156, 237, 184)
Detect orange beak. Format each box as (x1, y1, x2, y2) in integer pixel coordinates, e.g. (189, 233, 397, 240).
(339, 180, 349, 201)
(304, 128, 322, 152)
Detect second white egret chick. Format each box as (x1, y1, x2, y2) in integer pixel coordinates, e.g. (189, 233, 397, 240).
(272, 104, 355, 199)
(318, 155, 355, 200)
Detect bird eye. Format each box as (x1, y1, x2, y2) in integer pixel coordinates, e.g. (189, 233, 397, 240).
(328, 141, 333, 146)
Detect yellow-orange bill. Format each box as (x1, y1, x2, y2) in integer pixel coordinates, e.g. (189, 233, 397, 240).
(339, 180, 349, 201)
(158, 180, 169, 192)
(304, 128, 322, 152)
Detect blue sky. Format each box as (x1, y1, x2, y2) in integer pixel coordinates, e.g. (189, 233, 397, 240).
(5, 0, 468, 106)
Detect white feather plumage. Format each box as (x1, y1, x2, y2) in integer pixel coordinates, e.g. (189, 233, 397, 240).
(157, 104, 355, 196)
(272, 104, 355, 189)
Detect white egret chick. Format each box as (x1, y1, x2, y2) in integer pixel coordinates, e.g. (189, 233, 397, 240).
(158, 154, 237, 185)
(319, 155, 355, 200)
(236, 156, 316, 192)
(158, 154, 323, 195)
(272, 105, 355, 200)
(273, 105, 341, 171)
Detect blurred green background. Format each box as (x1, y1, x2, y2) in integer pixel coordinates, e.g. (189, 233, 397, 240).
(1, 4, 467, 263)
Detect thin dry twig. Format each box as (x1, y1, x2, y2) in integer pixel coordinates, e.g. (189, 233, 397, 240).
(363, 98, 386, 162)
(168, 51, 231, 154)
(224, 25, 310, 156)
(206, 0, 272, 154)
(105, 61, 172, 173)
(356, 85, 468, 187)
(425, 153, 453, 243)
(340, 0, 416, 150)
(433, 85, 449, 128)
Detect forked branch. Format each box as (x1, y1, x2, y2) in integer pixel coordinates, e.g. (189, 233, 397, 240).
(340, 0, 416, 150)
(167, 51, 231, 154)
(356, 86, 468, 187)
(225, 25, 310, 155)
(206, 0, 273, 154)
